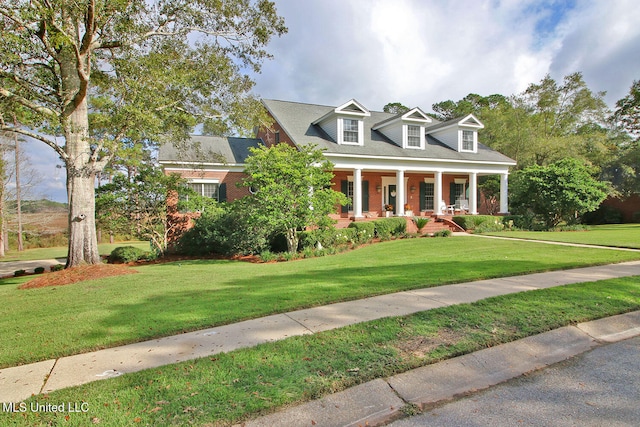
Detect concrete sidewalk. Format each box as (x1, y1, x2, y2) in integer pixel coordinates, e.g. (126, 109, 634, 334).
(0, 259, 65, 278)
(1, 261, 640, 418)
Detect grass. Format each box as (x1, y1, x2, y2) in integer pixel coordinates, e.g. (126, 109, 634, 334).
(1, 237, 640, 368)
(0, 241, 151, 262)
(487, 223, 640, 249)
(3, 275, 639, 426)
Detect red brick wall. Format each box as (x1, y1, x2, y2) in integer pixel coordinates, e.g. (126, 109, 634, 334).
(602, 194, 640, 222)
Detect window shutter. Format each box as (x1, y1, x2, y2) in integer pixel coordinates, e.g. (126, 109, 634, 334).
(341, 180, 348, 213)
(218, 183, 227, 202)
(419, 182, 426, 211)
(362, 181, 369, 212)
(449, 182, 455, 206)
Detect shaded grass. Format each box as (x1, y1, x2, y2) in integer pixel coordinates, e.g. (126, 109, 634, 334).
(1, 237, 640, 368)
(4, 276, 639, 426)
(487, 223, 640, 249)
(0, 241, 150, 262)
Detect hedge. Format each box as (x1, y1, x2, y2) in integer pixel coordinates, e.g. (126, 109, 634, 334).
(372, 217, 406, 239)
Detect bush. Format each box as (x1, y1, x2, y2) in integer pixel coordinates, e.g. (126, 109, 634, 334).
(50, 264, 64, 272)
(634, 212, 640, 223)
(473, 219, 505, 233)
(34, 267, 45, 274)
(582, 205, 623, 225)
(413, 217, 430, 232)
(177, 201, 270, 256)
(347, 222, 376, 243)
(108, 246, 150, 263)
(373, 217, 406, 240)
(452, 215, 496, 230)
(14, 269, 27, 277)
(501, 215, 534, 230)
(299, 227, 358, 250)
(432, 229, 452, 237)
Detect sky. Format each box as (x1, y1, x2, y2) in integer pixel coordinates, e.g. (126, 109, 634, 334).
(22, 0, 640, 203)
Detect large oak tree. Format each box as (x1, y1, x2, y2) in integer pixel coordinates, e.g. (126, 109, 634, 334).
(0, 0, 286, 266)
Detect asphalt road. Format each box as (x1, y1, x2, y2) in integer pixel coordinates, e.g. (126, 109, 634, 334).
(387, 336, 640, 427)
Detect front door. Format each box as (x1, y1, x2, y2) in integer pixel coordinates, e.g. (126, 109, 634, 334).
(388, 185, 397, 214)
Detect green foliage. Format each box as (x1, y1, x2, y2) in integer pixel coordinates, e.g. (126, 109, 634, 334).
(50, 265, 64, 272)
(474, 220, 505, 233)
(177, 199, 270, 256)
(432, 229, 452, 237)
(613, 80, 640, 140)
(108, 246, 150, 263)
(510, 158, 609, 229)
(382, 102, 410, 114)
(412, 216, 430, 232)
(452, 215, 496, 230)
(582, 205, 623, 225)
(373, 217, 407, 240)
(347, 222, 376, 242)
(242, 143, 348, 253)
(96, 167, 188, 255)
(13, 269, 26, 277)
(299, 227, 360, 250)
(34, 267, 45, 274)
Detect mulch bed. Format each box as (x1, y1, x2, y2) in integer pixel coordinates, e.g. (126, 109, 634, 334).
(18, 264, 138, 289)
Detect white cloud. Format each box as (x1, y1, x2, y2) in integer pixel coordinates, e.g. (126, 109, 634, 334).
(256, 0, 639, 110)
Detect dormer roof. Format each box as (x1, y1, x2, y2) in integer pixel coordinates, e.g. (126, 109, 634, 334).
(312, 99, 371, 125)
(426, 113, 484, 133)
(372, 107, 432, 130)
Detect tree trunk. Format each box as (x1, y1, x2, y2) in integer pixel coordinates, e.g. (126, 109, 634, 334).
(66, 171, 100, 267)
(285, 228, 299, 254)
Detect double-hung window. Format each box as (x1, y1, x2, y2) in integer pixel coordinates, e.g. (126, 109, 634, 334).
(462, 130, 475, 151)
(189, 182, 219, 200)
(343, 119, 359, 143)
(407, 125, 421, 148)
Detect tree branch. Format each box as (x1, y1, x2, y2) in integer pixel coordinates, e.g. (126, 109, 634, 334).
(0, 124, 67, 161)
(0, 86, 59, 122)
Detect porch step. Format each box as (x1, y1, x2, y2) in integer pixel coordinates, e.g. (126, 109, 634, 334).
(334, 216, 464, 234)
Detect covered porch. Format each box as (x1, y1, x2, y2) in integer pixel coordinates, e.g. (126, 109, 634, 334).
(331, 167, 509, 220)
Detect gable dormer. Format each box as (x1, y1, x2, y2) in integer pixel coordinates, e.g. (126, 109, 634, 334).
(312, 99, 371, 146)
(426, 114, 484, 153)
(372, 107, 432, 149)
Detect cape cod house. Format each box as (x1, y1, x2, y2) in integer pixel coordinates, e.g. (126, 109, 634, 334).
(158, 98, 516, 229)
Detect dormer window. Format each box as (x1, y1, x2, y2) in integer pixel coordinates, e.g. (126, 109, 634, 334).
(462, 130, 475, 151)
(343, 119, 359, 143)
(373, 107, 431, 150)
(407, 125, 422, 148)
(312, 99, 370, 146)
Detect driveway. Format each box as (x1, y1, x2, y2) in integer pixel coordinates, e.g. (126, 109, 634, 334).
(0, 259, 65, 278)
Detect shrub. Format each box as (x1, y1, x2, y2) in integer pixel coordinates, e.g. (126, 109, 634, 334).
(432, 229, 452, 237)
(347, 222, 376, 243)
(259, 250, 277, 262)
(413, 217, 430, 232)
(452, 215, 495, 230)
(14, 269, 27, 277)
(50, 264, 64, 272)
(108, 246, 150, 263)
(473, 219, 505, 233)
(34, 267, 45, 274)
(501, 214, 534, 230)
(634, 212, 640, 223)
(177, 201, 270, 256)
(299, 227, 358, 250)
(373, 217, 406, 240)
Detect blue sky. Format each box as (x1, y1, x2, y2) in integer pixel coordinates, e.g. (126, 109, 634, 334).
(22, 0, 640, 203)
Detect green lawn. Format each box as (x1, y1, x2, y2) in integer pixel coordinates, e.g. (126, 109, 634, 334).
(4, 275, 639, 426)
(0, 241, 150, 262)
(2, 236, 640, 368)
(486, 223, 640, 249)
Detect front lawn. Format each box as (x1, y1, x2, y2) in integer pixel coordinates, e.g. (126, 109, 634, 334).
(4, 276, 639, 426)
(486, 223, 640, 249)
(2, 237, 639, 368)
(0, 241, 151, 263)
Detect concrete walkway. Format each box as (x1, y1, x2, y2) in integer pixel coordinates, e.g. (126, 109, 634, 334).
(2, 259, 640, 413)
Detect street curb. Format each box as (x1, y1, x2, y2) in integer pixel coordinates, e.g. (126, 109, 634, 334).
(239, 310, 640, 427)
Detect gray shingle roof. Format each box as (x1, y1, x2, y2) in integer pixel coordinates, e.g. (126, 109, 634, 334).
(158, 135, 263, 164)
(262, 99, 516, 165)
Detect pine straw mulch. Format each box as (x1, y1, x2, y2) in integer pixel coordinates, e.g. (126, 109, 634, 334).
(18, 264, 138, 289)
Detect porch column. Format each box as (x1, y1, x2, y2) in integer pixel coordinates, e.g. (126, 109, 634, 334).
(469, 172, 478, 215)
(354, 168, 363, 218)
(499, 173, 509, 214)
(396, 169, 405, 216)
(434, 171, 443, 214)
